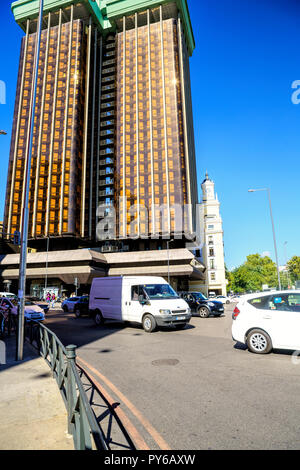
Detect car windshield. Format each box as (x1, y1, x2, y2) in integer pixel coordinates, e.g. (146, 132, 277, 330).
(193, 292, 207, 301)
(142, 284, 179, 300)
(25, 301, 35, 306)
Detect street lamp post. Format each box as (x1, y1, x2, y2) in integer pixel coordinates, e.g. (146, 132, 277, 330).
(17, 0, 44, 361)
(248, 188, 282, 290)
(167, 239, 174, 285)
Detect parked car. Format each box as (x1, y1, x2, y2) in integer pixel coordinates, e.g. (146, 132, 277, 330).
(215, 295, 231, 304)
(179, 292, 224, 318)
(89, 276, 191, 332)
(61, 297, 80, 313)
(25, 296, 49, 314)
(0, 292, 16, 299)
(72, 296, 89, 318)
(0, 297, 45, 322)
(232, 290, 300, 354)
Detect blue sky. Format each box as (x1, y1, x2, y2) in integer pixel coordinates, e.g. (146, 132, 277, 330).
(0, 0, 299, 269)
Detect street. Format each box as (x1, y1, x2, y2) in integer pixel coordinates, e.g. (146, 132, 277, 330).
(44, 304, 300, 450)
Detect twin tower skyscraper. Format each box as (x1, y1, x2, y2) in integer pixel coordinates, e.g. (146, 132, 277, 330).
(5, 0, 198, 250)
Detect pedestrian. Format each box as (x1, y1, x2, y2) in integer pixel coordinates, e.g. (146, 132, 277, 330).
(51, 293, 56, 308)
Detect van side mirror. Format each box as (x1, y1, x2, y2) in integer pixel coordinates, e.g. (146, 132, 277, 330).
(139, 295, 149, 305)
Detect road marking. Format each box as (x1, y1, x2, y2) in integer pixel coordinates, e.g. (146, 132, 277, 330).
(77, 362, 149, 450)
(77, 356, 171, 450)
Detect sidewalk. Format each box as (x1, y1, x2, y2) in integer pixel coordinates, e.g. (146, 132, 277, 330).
(0, 335, 74, 450)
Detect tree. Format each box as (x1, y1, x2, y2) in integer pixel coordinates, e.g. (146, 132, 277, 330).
(230, 254, 278, 293)
(225, 264, 233, 292)
(287, 256, 300, 283)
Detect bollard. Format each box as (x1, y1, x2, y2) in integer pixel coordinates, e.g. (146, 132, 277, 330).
(66, 344, 77, 435)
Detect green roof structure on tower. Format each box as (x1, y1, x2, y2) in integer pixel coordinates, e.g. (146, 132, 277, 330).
(11, 0, 195, 55)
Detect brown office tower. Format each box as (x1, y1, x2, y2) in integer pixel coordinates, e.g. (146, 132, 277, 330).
(5, 0, 198, 251)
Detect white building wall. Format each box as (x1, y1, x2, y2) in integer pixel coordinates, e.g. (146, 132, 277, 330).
(189, 174, 227, 296)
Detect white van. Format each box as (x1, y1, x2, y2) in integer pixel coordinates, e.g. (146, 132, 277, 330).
(89, 276, 191, 332)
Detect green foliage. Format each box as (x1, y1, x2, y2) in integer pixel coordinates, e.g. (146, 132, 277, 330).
(287, 256, 300, 283)
(230, 254, 278, 293)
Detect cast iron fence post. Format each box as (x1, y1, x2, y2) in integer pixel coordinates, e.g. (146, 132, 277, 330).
(66, 344, 77, 435)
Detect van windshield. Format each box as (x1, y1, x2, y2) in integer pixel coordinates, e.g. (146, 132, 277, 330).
(142, 284, 179, 300)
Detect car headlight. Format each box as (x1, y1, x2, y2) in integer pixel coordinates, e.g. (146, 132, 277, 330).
(187, 307, 191, 314)
(159, 309, 171, 315)
(208, 302, 215, 307)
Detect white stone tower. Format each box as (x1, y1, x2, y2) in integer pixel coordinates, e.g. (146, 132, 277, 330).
(190, 172, 227, 296)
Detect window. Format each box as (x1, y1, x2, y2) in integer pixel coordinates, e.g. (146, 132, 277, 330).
(248, 296, 271, 310)
(269, 294, 300, 312)
(210, 272, 216, 281)
(209, 248, 214, 257)
(210, 259, 215, 269)
(208, 225, 214, 230)
(131, 285, 146, 301)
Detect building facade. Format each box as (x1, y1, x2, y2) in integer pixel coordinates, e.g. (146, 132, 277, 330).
(190, 173, 227, 296)
(1, 0, 204, 296)
(4, 0, 198, 250)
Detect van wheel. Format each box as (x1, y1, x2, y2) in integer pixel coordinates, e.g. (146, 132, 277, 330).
(198, 306, 210, 318)
(247, 329, 272, 354)
(74, 307, 81, 318)
(93, 310, 104, 326)
(142, 314, 157, 333)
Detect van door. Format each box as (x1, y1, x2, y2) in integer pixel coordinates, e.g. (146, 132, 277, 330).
(125, 284, 146, 324)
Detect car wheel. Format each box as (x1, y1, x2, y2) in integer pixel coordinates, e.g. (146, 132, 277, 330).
(142, 314, 157, 333)
(74, 307, 81, 318)
(93, 310, 104, 326)
(247, 329, 272, 354)
(198, 306, 210, 318)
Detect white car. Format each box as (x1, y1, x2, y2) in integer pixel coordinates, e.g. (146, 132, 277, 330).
(0, 292, 16, 299)
(232, 290, 300, 354)
(0, 297, 45, 322)
(215, 295, 231, 304)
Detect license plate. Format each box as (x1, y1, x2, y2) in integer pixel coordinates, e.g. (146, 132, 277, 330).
(176, 316, 185, 320)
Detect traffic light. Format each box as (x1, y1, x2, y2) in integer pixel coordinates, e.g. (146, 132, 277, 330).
(13, 230, 21, 245)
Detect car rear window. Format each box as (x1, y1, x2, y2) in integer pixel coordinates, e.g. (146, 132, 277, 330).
(248, 296, 271, 310)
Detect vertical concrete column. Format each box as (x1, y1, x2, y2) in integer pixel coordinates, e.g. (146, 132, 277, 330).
(95, 35, 103, 231)
(59, 5, 74, 235)
(89, 27, 98, 239)
(45, 8, 62, 235)
(177, 15, 193, 234)
(32, 12, 52, 238)
(81, 16, 92, 238)
(147, 9, 155, 236)
(160, 5, 170, 235)
(135, 12, 140, 238)
(7, 19, 30, 236)
(122, 15, 126, 238)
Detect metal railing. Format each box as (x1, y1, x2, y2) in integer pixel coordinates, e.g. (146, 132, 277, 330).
(25, 321, 108, 450)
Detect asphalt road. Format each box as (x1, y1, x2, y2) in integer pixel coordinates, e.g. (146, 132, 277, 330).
(45, 304, 300, 450)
